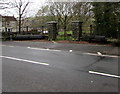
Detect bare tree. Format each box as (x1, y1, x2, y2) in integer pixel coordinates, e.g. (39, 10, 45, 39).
(49, 2, 75, 40)
(10, 0, 30, 33)
(36, 5, 50, 17)
(0, 0, 10, 9)
(72, 2, 93, 24)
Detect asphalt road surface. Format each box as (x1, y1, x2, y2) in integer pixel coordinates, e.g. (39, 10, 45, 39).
(1, 44, 119, 92)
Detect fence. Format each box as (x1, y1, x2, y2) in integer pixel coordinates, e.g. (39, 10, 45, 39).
(1, 20, 95, 41)
(46, 21, 94, 41)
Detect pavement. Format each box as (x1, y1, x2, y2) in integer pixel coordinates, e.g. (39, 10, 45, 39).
(2, 40, 120, 56)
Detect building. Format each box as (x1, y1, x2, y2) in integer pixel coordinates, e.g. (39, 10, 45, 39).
(0, 15, 17, 33)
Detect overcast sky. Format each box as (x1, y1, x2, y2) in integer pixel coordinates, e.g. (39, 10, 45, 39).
(0, 0, 119, 17)
(0, 0, 46, 17)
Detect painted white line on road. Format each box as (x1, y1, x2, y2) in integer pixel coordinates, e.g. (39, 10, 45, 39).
(0, 45, 6, 46)
(0, 45, 14, 47)
(97, 52, 102, 56)
(1, 45, 118, 58)
(27, 47, 61, 52)
(69, 50, 73, 52)
(89, 71, 120, 79)
(52, 41, 58, 44)
(0, 56, 49, 66)
(8, 46, 14, 47)
(84, 52, 118, 58)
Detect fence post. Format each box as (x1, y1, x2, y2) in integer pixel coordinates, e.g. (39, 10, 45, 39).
(41, 26, 44, 35)
(90, 25, 92, 35)
(26, 26, 28, 33)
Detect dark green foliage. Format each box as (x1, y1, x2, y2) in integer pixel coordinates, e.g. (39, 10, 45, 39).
(92, 2, 120, 38)
(1, 32, 10, 40)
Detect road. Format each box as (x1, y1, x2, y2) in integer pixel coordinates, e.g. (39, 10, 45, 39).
(2, 41, 119, 56)
(1, 43, 119, 92)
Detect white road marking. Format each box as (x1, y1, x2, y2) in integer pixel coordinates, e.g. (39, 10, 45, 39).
(8, 46, 14, 47)
(97, 52, 102, 56)
(52, 41, 58, 44)
(91, 81, 93, 83)
(27, 47, 61, 52)
(0, 56, 49, 66)
(89, 71, 120, 79)
(0, 45, 5, 46)
(0, 45, 14, 47)
(69, 50, 73, 52)
(1, 45, 118, 58)
(84, 52, 118, 58)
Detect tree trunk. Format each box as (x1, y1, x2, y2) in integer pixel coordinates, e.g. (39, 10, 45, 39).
(19, 14, 21, 34)
(64, 26, 67, 40)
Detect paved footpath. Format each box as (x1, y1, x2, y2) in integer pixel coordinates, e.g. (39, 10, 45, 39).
(2, 41, 120, 56)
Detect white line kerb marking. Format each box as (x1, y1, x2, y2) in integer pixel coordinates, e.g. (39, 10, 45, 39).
(0, 45, 14, 47)
(0, 56, 49, 66)
(84, 52, 118, 58)
(8, 46, 14, 47)
(27, 47, 61, 52)
(89, 71, 120, 79)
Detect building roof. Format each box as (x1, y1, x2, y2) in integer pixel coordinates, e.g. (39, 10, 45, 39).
(2, 16, 17, 21)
